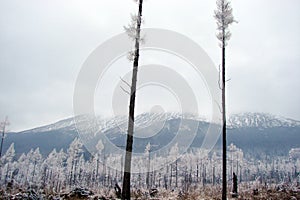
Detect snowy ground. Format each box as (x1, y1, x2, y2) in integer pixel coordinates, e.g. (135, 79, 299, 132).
(1, 183, 299, 200)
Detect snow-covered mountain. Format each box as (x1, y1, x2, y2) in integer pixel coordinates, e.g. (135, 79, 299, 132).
(21, 117, 77, 134)
(227, 113, 300, 129)
(3, 112, 300, 157)
(21, 112, 300, 134)
(20, 112, 202, 135)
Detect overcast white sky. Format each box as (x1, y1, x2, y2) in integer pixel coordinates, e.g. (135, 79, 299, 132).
(0, 0, 299, 131)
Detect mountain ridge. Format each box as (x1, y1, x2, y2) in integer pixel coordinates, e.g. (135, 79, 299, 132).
(18, 112, 300, 134)
(3, 112, 299, 158)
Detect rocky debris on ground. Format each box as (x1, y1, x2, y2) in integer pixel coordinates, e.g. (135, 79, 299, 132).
(67, 187, 94, 199)
(149, 188, 158, 197)
(6, 189, 40, 200)
(1, 184, 300, 199)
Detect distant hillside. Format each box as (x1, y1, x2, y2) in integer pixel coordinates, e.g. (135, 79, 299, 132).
(2, 113, 300, 158)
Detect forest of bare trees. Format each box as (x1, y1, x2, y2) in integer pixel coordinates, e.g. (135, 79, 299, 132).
(0, 139, 299, 199)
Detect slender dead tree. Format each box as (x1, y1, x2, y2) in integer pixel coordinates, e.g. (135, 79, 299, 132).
(145, 142, 151, 189)
(122, 0, 144, 199)
(0, 116, 9, 159)
(214, 0, 235, 199)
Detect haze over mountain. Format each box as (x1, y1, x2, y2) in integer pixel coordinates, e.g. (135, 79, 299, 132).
(2, 112, 300, 159)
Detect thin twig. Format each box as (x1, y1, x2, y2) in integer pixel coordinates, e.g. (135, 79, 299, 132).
(120, 76, 131, 88)
(214, 100, 223, 114)
(120, 86, 130, 95)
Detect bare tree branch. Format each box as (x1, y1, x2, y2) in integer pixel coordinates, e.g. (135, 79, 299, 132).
(120, 86, 130, 95)
(120, 76, 131, 88)
(215, 100, 223, 114)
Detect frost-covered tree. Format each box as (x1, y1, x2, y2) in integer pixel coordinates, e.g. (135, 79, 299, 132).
(122, 0, 145, 198)
(56, 149, 67, 190)
(42, 148, 66, 192)
(0, 143, 297, 195)
(67, 138, 83, 187)
(211, 152, 217, 185)
(96, 139, 104, 153)
(2, 143, 15, 165)
(229, 143, 237, 180)
(14, 152, 29, 186)
(145, 142, 151, 189)
(289, 148, 300, 161)
(0, 117, 9, 159)
(42, 149, 57, 189)
(95, 139, 104, 185)
(214, 0, 235, 199)
(77, 154, 85, 184)
(29, 148, 42, 185)
(1, 143, 15, 184)
(169, 143, 179, 188)
(289, 148, 300, 179)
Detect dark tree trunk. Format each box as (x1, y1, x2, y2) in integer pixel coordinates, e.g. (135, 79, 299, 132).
(169, 164, 172, 188)
(69, 159, 74, 187)
(122, 0, 144, 199)
(146, 151, 150, 189)
(164, 174, 168, 190)
(196, 162, 199, 183)
(96, 157, 99, 185)
(221, 34, 227, 200)
(0, 128, 5, 159)
(232, 172, 238, 195)
(202, 164, 206, 187)
(175, 159, 178, 188)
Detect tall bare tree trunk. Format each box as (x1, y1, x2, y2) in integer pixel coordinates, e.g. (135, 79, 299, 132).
(122, 0, 143, 199)
(221, 33, 227, 200)
(214, 1, 235, 198)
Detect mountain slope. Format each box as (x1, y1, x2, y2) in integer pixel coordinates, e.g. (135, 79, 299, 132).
(2, 113, 300, 158)
(228, 112, 300, 129)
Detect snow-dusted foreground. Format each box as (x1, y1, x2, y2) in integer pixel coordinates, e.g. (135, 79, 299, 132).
(0, 184, 299, 199)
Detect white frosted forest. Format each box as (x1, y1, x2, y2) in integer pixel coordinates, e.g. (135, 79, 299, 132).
(0, 139, 299, 199)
